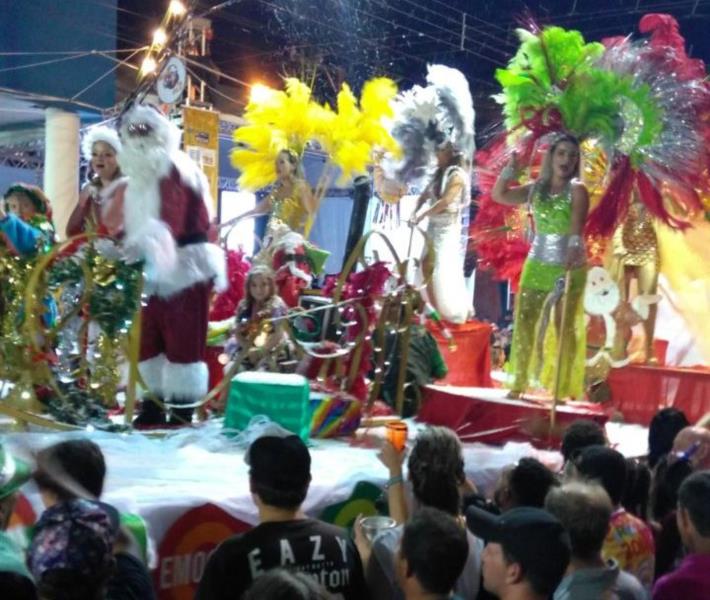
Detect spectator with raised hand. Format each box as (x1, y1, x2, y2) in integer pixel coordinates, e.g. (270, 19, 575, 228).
(356, 426, 482, 600)
(197, 432, 367, 600)
(653, 470, 710, 599)
(466, 505, 571, 600)
(569, 445, 656, 591)
(395, 507, 469, 600)
(545, 480, 646, 600)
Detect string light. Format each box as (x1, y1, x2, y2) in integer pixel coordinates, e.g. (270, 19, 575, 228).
(140, 55, 157, 77)
(152, 28, 168, 49)
(249, 83, 273, 104)
(168, 0, 187, 17)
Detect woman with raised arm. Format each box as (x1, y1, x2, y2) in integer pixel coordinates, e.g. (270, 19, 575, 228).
(232, 149, 316, 238)
(492, 134, 589, 399)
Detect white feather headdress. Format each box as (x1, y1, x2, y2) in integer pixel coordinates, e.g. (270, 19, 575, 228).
(385, 65, 476, 185)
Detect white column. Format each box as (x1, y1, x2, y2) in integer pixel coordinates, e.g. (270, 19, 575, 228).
(44, 108, 80, 240)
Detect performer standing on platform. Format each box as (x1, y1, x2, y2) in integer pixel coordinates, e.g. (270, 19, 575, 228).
(67, 126, 125, 238)
(609, 193, 660, 363)
(386, 64, 476, 324)
(118, 104, 226, 427)
(410, 141, 472, 324)
(231, 149, 316, 239)
(492, 134, 589, 399)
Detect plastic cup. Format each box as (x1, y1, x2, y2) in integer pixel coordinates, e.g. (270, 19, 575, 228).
(385, 421, 408, 452)
(360, 516, 397, 543)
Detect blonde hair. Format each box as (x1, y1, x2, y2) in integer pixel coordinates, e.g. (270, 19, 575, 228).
(537, 133, 581, 197)
(276, 149, 305, 180)
(240, 265, 278, 315)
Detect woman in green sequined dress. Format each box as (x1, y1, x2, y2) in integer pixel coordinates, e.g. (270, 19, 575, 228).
(492, 134, 589, 399)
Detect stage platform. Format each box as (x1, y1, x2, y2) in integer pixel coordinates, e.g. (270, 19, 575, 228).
(607, 363, 710, 425)
(3, 420, 646, 600)
(418, 385, 609, 446)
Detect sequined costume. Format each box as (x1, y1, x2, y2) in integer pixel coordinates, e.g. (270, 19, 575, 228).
(609, 200, 659, 361)
(267, 180, 312, 236)
(426, 166, 471, 323)
(509, 183, 587, 398)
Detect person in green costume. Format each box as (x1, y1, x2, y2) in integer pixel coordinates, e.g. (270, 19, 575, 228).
(492, 134, 589, 399)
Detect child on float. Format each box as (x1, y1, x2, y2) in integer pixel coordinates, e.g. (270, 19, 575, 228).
(226, 265, 291, 373)
(0, 184, 57, 331)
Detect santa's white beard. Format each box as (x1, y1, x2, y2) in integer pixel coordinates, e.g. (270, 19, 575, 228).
(119, 137, 172, 184)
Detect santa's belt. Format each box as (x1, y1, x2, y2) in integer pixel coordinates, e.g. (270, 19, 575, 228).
(177, 233, 208, 247)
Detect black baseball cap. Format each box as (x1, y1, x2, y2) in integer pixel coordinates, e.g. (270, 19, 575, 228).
(466, 506, 571, 579)
(246, 435, 311, 491)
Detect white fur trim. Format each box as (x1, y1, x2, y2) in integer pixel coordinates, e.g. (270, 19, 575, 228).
(126, 217, 179, 280)
(272, 231, 305, 254)
(162, 360, 208, 401)
(119, 104, 181, 155)
(99, 176, 128, 204)
(146, 242, 227, 298)
(279, 263, 312, 286)
(138, 354, 167, 397)
(82, 125, 122, 161)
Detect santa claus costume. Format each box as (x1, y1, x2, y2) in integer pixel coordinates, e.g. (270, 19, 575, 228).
(118, 104, 226, 426)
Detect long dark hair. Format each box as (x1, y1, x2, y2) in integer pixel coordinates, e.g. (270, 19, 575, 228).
(537, 133, 581, 198)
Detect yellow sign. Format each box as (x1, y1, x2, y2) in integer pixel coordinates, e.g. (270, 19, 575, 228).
(182, 107, 220, 210)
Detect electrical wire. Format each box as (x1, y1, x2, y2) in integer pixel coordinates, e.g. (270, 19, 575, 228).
(367, 0, 510, 61)
(0, 53, 95, 75)
(392, 0, 516, 50)
(345, 2, 506, 66)
(71, 48, 145, 101)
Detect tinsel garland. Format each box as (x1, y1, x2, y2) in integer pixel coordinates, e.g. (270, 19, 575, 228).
(0, 241, 142, 427)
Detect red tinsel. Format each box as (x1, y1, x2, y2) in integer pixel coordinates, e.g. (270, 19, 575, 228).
(586, 155, 634, 237)
(470, 133, 531, 290)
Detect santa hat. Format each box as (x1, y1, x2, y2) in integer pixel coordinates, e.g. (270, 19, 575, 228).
(82, 125, 122, 161)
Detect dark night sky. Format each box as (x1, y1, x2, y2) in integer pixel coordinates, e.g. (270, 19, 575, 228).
(117, 0, 710, 134)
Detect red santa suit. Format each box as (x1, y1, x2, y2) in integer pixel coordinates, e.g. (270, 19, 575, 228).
(118, 105, 226, 417)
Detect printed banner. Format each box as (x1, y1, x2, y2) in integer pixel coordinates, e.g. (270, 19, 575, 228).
(183, 106, 220, 210)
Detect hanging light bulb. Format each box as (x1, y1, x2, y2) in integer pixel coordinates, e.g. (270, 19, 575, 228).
(140, 55, 157, 77)
(152, 27, 168, 49)
(168, 0, 187, 17)
(249, 83, 273, 104)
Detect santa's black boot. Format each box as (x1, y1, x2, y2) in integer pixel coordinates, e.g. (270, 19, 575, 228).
(132, 398, 167, 429)
(168, 404, 194, 427)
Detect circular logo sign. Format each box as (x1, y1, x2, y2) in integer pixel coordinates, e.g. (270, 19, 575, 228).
(157, 56, 187, 105)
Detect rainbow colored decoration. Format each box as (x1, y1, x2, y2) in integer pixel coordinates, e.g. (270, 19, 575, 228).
(309, 385, 362, 438)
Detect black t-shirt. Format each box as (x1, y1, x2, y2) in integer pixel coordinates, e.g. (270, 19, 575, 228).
(106, 552, 156, 600)
(195, 519, 368, 600)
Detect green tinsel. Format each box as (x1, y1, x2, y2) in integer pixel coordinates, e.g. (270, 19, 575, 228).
(48, 246, 142, 338)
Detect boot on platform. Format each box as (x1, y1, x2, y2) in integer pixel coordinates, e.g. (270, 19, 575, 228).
(168, 404, 194, 427)
(132, 397, 167, 429)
